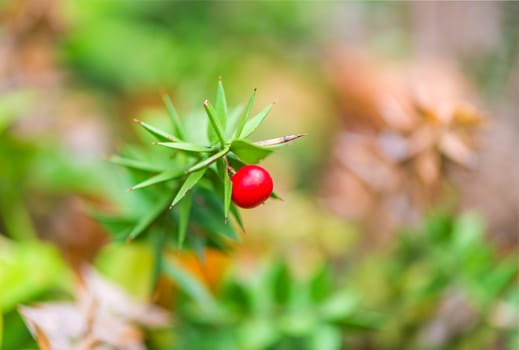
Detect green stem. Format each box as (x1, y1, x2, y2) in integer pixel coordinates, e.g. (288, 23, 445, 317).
(185, 145, 230, 174)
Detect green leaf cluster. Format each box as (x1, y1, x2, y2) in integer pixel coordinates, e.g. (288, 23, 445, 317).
(100, 79, 302, 266)
(350, 212, 519, 349)
(165, 262, 383, 350)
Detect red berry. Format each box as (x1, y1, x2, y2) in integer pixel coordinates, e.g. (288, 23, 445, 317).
(231, 165, 273, 209)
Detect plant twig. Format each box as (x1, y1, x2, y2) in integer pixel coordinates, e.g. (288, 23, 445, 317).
(255, 133, 306, 147)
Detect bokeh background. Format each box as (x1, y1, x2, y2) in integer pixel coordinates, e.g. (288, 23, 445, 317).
(1, 1, 518, 349)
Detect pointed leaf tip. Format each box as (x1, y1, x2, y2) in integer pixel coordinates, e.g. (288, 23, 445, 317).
(155, 142, 211, 153)
(108, 155, 164, 172)
(270, 191, 284, 201)
(230, 204, 245, 232)
(255, 133, 306, 147)
(135, 119, 177, 142)
(240, 103, 273, 138)
(130, 169, 184, 191)
(162, 94, 184, 139)
(235, 89, 257, 139)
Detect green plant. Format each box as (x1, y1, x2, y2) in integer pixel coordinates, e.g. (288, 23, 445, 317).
(158, 261, 383, 350)
(350, 212, 518, 349)
(98, 79, 303, 285)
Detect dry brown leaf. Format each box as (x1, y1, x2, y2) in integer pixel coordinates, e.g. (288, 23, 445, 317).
(377, 132, 411, 162)
(407, 125, 438, 158)
(19, 268, 170, 350)
(451, 102, 485, 127)
(335, 132, 401, 192)
(439, 131, 478, 168)
(19, 303, 87, 350)
(323, 51, 485, 242)
(79, 267, 170, 327)
(377, 93, 417, 131)
(415, 150, 440, 186)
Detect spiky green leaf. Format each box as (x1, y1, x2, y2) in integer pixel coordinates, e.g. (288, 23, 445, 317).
(178, 191, 192, 248)
(270, 191, 283, 200)
(219, 160, 233, 221)
(230, 204, 245, 232)
(186, 146, 230, 174)
(240, 104, 273, 138)
(215, 79, 227, 130)
(108, 155, 164, 173)
(235, 89, 256, 139)
(128, 195, 170, 240)
(170, 168, 207, 209)
(223, 174, 232, 222)
(162, 94, 184, 139)
(129, 168, 184, 191)
(151, 227, 166, 292)
(231, 139, 273, 164)
(191, 194, 239, 241)
(225, 104, 245, 139)
(134, 119, 177, 142)
(204, 100, 225, 146)
(154, 142, 212, 153)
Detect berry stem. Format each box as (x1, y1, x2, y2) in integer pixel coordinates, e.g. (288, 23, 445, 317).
(224, 156, 236, 175)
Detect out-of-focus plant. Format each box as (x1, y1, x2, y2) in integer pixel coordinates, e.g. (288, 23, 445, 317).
(0, 237, 70, 349)
(2, 2, 516, 350)
(152, 260, 383, 350)
(97, 79, 303, 291)
(349, 212, 518, 349)
(61, 0, 318, 95)
(323, 54, 485, 240)
(0, 90, 39, 241)
(0, 89, 115, 242)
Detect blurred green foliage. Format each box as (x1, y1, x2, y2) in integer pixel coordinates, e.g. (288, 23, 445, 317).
(0, 90, 39, 241)
(350, 212, 518, 350)
(61, 0, 317, 95)
(2, 211, 516, 350)
(464, 2, 519, 99)
(0, 91, 117, 241)
(166, 262, 382, 350)
(143, 212, 515, 350)
(0, 237, 71, 349)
